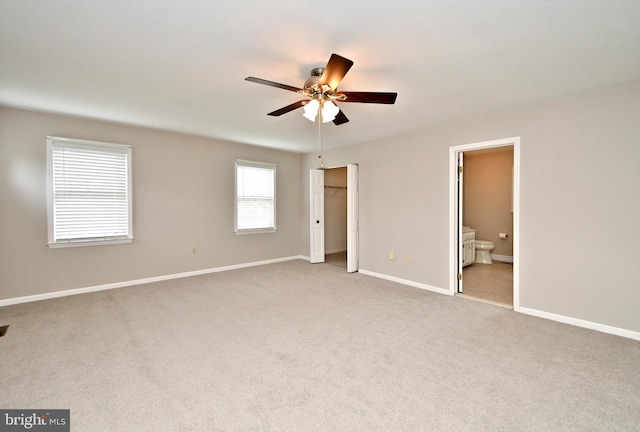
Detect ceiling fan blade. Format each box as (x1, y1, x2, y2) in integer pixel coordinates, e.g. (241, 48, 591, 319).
(319, 54, 354, 91)
(245, 77, 302, 93)
(267, 100, 306, 116)
(333, 109, 349, 125)
(341, 91, 398, 104)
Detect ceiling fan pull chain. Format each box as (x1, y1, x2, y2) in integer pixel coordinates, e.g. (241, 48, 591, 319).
(318, 104, 324, 168)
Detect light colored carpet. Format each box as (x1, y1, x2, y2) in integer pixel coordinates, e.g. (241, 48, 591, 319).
(1, 260, 639, 431)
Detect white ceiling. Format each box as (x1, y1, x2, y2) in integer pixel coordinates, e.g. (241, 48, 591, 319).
(1, 1, 639, 153)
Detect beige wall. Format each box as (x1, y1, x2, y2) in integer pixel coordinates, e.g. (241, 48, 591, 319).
(463, 149, 514, 257)
(0, 107, 303, 300)
(301, 79, 640, 333)
(3, 79, 640, 336)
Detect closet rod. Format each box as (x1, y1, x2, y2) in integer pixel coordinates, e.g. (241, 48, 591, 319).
(324, 185, 347, 189)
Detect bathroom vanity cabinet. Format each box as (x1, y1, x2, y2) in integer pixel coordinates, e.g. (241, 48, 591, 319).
(462, 229, 476, 267)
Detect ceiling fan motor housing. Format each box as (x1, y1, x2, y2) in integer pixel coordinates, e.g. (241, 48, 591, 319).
(304, 67, 325, 90)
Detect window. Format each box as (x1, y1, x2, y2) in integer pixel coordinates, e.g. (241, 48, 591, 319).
(235, 160, 276, 233)
(46, 136, 132, 247)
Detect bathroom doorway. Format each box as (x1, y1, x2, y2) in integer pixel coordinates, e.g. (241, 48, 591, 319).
(449, 137, 520, 310)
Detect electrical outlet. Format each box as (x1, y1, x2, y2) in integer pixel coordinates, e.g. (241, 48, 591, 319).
(405, 254, 411, 263)
(388, 251, 394, 260)
(191, 247, 197, 255)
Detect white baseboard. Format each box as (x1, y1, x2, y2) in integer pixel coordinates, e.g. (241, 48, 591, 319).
(360, 268, 639, 341)
(0, 255, 307, 307)
(5, 257, 638, 342)
(519, 306, 640, 341)
(490, 254, 513, 263)
(325, 248, 347, 254)
(358, 269, 452, 296)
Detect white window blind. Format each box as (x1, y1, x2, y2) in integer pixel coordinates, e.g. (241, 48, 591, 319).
(46, 137, 132, 247)
(235, 160, 276, 233)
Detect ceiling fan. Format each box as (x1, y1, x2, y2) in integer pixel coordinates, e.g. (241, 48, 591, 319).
(245, 53, 397, 125)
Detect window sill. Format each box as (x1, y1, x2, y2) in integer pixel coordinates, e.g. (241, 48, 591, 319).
(47, 238, 133, 248)
(235, 229, 276, 235)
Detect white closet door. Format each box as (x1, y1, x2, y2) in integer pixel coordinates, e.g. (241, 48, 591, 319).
(347, 164, 359, 273)
(309, 169, 325, 263)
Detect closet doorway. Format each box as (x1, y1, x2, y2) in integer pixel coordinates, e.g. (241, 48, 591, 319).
(324, 167, 348, 268)
(309, 164, 358, 272)
(449, 137, 520, 311)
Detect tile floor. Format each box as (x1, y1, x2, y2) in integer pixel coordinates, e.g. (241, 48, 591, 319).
(461, 261, 513, 306)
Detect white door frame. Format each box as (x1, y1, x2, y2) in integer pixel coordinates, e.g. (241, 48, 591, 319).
(346, 164, 359, 273)
(448, 137, 521, 311)
(456, 151, 465, 293)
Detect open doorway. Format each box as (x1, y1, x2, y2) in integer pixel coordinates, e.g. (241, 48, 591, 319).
(309, 164, 359, 272)
(449, 137, 520, 311)
(461, 147, 514, 305)
(324, 167, 348, 268)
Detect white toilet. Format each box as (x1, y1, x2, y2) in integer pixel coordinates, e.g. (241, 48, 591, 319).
(475, 240, 495, 264)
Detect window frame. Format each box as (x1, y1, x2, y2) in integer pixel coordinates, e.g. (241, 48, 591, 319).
(234, 159, 277, 235)
(46, 136, 133, 248)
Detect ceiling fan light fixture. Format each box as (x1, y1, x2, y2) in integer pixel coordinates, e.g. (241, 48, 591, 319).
(321, 100, 339, 123)
(303, 99, 319, 121)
